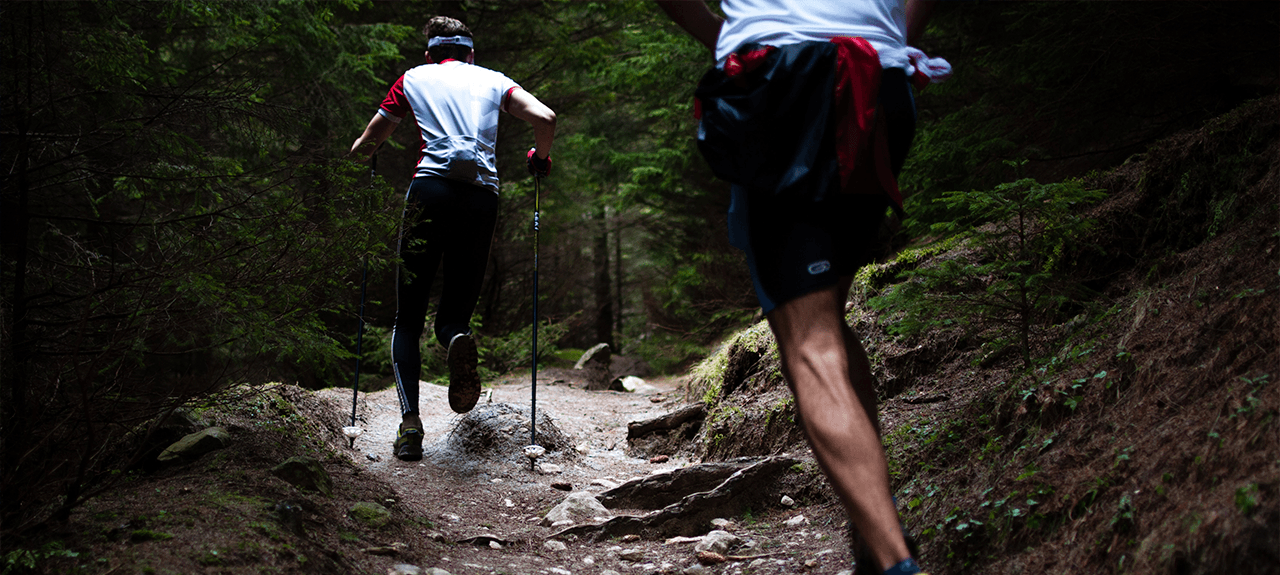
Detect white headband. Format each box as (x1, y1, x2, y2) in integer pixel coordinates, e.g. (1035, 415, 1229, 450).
(428, 35, 473, 49)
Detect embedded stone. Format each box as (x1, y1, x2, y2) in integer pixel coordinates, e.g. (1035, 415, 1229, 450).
(694, 530, 740, 555)
(543, 491, 612, 526)
(539, 463, 564, 475)
(270, 456, 333, 497)
(157, 427, 231, 463)
(349, 502, 392, 529)
(576, 343, 612, 390)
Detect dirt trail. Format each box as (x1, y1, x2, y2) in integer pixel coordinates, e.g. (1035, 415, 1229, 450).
(314, 369, 855, 575)
(347, 369, 687, 481)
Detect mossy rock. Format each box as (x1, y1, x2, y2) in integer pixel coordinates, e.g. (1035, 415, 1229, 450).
(157, 427, 232, 463)
(270, 456, 333, 497)
(349, 502, 392, 529)
(552, 348, 584, 367)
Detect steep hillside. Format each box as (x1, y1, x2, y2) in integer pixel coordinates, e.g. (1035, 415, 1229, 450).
(681, 94, 1279, 574)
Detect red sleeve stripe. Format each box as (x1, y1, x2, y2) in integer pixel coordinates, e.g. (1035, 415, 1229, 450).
(502, 86, 519, 113)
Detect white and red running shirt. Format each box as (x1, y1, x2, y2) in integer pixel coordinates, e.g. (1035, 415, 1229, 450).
(714, 0, 950, 87)
(378, 60, 520, 192)
(716, 0, 908, 70)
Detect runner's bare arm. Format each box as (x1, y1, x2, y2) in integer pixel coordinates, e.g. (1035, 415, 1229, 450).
(906, 0, 937, 46)
(654, 0, 723, 53)
(348, 113, 397, 161)
(506, 88, 557, 160)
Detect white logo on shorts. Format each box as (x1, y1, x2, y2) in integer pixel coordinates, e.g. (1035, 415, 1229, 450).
(807, 260, 831, 275)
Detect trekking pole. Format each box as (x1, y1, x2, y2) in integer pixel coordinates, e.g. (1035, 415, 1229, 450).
(346, 151, 378, 449)
(529, 175, 541, 471)
(349, 258, 368, 450)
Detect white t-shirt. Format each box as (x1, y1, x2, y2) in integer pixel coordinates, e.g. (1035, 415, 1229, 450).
(379, 60, 520, 192)
(715, 0, 911, 71)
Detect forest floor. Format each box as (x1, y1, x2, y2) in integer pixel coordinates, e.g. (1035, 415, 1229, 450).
(325, 368, 857, 575)
(41, 365, 863, 575)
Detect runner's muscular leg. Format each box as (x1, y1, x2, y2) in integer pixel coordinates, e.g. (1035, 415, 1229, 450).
(766, 278, 909, 572)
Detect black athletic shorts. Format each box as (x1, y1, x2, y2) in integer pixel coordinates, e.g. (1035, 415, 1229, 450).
(723, 67, 916, 313)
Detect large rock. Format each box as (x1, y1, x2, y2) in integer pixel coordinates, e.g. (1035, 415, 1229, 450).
(542, 491, 612, 526)
(598, 456, 738, 510)
(555, 456, 801, 540)
(694, 530, 741, 555)
(626, 404, 707, 441)
(426, 403, 573, 472)
(156, 427, 231, 463)
(617, 548, 645, 562)
(270, 456, 333, 497)
(128, 409, 210, 472)
(574, 343, 611, 369)
(349, 502, 392, 529)
(609, 375, 656, 393)
(575, 343, 612, 391)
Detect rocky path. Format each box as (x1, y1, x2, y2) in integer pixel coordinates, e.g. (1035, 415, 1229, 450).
(319, 368, 859, 575)
(353, 370, 681, 479)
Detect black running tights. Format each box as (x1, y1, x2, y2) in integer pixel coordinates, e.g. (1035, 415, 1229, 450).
(392, 176, 498, 416)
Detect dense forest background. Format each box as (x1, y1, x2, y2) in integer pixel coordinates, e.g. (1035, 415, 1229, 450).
(2, 0, 1276, 537)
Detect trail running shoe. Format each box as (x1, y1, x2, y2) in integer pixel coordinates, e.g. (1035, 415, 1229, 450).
(851, 528, 922, 574)
(854, 555, 926, 575)
(447, 333, 480, 413)
(394, 422, 423, 461)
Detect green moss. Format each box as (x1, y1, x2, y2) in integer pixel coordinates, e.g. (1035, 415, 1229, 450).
(411, 516, 435, 528)
(698, 380, 722, 406)
(708, 405, 744, 426)
(789, 461, 818, 475)
(548, 349, 579, 366)
(688, 345, 731, 402)
(348, 502, 392, 529)
(1234, 484, 1260, 516)
(195, 548, 227, 566)
(765, 397, 795, 426)
(854, 235, 965, 293)
(202, 490, 272, 518)
(687, 320, 776, 405)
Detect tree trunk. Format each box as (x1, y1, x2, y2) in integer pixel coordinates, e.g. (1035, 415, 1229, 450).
(593, 204, 613, 348)
(614, 215, 624, 352)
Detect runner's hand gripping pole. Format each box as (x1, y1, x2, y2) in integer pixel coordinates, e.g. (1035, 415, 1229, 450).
(527, 148, 552, 178)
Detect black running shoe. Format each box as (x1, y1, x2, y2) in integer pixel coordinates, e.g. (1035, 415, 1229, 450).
(394, 423, 423, 461)
(447, 333, 480, 413)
